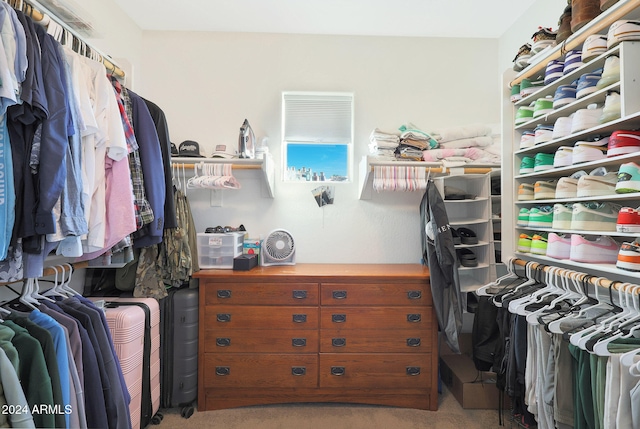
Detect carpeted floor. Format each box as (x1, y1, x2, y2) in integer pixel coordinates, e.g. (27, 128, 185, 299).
(152, 386, 503, 429)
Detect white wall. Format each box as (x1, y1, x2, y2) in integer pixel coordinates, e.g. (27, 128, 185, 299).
(74, 1, 573, 265)
(131, 32, 501, 264)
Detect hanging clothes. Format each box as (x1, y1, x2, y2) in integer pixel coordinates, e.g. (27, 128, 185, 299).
(142, 97, 177, 229)
(419, 179, 463, 353)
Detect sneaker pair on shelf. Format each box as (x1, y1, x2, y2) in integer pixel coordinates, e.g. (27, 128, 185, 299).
(546, 234, 619, 264)
(552, 201, 621, 232)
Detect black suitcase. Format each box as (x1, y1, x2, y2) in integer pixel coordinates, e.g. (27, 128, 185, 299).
(159, 287, 199, 418)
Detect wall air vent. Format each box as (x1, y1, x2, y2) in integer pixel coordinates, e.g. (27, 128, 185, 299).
(33, 0, 96, 37)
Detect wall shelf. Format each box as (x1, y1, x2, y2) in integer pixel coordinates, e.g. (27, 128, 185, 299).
(358, 155, 499, 200)
(171, 153, 275, 198)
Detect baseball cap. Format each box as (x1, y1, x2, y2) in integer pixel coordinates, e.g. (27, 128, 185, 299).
(211, 144, 237, 159)
(178, 140, 204, 157)
(170, 142, 179, 156)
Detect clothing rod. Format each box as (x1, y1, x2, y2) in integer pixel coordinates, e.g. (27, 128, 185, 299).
(0, 260, 88, 286)
(171, 162, 260, 170)
(508, 0, 638, 87)
(21, 0, 125, 79)
(512, 258, 629, 291)
(369, 166, 495, 175)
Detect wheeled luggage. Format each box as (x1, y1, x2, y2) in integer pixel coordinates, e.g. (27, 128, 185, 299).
(160, 287, 199, 418)
(98, 297, 162, 427)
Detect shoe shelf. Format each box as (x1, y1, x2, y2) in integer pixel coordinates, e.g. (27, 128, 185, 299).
(434, 173, 498, 298)
(503, 17, 640, 282)
(510, 0, 640, 87)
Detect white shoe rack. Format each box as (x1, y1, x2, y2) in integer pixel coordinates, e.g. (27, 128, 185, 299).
(502, 18, 640, 282)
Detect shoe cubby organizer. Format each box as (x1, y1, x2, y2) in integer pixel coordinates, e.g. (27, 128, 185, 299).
(502, 3, 640, 284)
(433, 173, 498, 293)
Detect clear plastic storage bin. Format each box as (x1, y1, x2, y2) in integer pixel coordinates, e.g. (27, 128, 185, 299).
(197, 232, 245, 269)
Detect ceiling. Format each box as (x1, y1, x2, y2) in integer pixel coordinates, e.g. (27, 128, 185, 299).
(111, 0, 538, 39)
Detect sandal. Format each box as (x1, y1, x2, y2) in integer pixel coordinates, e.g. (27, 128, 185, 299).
(457, 227, 478, 245)
(456, 248, 478, 267)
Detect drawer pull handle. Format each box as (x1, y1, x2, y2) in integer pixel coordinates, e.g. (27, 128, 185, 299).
(292, 290, 307, 299)
(406, 366, 421, 376)
(216, 338, 231, 347)
(215, 366, 230, 376)
(332, 314, 347, 323)
(217, 289, 231, 299)
(331, 366, 345, 376)
(291, 366, 307, 376)
(216, 313, 231, 323)
(332, 290, 347, 300)
(406, 338, 421, 347)
(292, 338, 307, 347)
(293, 314, 307, 323)
(217, 289, 232, 299)
(407, 313, 422, 323)
(332, 338, 346, 347)
(407, 290, 422, 300)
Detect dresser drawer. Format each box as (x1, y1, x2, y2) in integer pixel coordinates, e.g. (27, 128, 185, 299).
(204, 282, 319, 305)
(204, 353, 318, 388)
(320, 283, 431, 306)
(319, 353, 431, 389)
(205, 328, 319, 353)
(319, 328, 431, 353)
(320, 306, 431, 330)
(206, 305, 319, 329)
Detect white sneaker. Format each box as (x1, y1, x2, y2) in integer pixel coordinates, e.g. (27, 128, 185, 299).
(519, 131, 536, 149)
(569, 234, 619, 264)
(552, 116, 573, 140)
(572, 140, 608, 164)
(556, 170, 587, 198)
(576, 167, 618, 197)
(582, 34, 608, 62)
(571, 104, 604, 134)
(534, 125, 554, 145)
(553, 146, 574, 167)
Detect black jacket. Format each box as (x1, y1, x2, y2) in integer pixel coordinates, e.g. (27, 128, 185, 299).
(420, 180, 463, 353)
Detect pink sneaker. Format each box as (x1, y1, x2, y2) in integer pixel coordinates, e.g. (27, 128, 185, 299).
(546, 233, 571, 259)
(569, 234, 619, 264)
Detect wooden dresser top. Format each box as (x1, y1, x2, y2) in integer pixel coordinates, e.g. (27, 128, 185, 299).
(194, 263, 430, 282)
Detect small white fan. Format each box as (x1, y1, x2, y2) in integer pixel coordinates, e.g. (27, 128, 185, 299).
(261, 229, 296, 266)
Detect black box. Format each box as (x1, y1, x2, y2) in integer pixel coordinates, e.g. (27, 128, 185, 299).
(233, 254, 258, 271)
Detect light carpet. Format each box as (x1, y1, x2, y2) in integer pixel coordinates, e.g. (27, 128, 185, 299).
(153, 386, 503, 429)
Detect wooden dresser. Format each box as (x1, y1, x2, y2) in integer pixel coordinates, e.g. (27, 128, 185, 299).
(194, 264, 437, 411)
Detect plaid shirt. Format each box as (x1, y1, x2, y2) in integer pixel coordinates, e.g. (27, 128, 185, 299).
(110, 76, 154, 229)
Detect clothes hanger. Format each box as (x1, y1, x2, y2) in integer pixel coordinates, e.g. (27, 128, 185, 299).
(476, 257, 520, 297)
(493, 261, 538, 308)
(18, 278, 38, 310)
(575, 281, 632, 350)
(42, 265, 69, 298)
(60, 263, 80, 296)
(590, 284, 640, 356)
(30, 277, 56, 303)
(508, 264, 557, 314)
(564, 278, 622, 343)
(526, 268, 582, 325)
(546, 274, 605, 334)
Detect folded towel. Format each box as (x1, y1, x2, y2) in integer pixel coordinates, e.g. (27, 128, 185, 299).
(430, 123, 492, 143)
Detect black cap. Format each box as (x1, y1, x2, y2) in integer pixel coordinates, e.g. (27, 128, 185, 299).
(178, 140, 204, 157)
